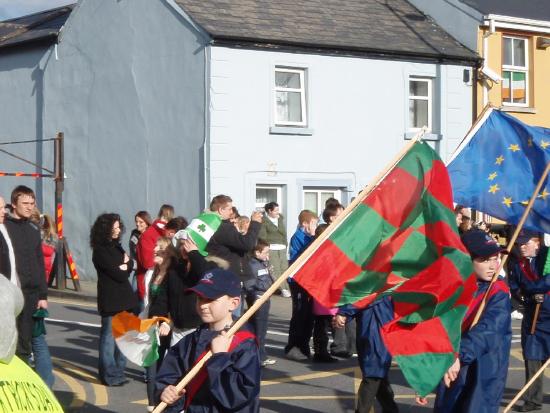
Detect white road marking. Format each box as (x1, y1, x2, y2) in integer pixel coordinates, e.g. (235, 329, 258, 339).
(47, 318, 101, 328)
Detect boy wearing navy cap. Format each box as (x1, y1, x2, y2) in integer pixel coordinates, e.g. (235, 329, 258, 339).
(419, 230, 512, 413)
(508, 230, 550, 412)
(156, 268, 260, 413)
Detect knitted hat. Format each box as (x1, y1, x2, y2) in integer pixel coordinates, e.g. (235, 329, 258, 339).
(0, 275, 24, 364)
(172, 212, 222, 256)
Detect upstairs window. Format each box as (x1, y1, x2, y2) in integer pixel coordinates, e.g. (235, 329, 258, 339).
(502, 36, 528, 106)
(274, 67, 307, 126)
(408, 78, 432, 131)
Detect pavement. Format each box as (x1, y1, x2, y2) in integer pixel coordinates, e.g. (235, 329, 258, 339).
(48, 279, 97, 303)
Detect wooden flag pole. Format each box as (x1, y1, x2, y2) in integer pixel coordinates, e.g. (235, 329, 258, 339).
(470, 161, 550, 328)
(503, 357, 550, 413)
(151, 130, 427, 413)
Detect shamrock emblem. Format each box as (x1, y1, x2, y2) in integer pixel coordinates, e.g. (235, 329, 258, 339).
(197, 223, 206, 233)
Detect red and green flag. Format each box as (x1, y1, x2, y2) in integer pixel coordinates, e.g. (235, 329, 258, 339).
(293, 141, 476, 396)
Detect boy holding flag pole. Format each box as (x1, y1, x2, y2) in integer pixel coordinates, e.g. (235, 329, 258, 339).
(447, 107, 550, 411)
(416, 230, 512, 413)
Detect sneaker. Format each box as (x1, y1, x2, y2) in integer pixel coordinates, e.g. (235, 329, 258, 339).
(261, 358, 277, 366)
(511, 310, 524, 320)
(285, 347, 309, 361)
(281, 289, 291, 298)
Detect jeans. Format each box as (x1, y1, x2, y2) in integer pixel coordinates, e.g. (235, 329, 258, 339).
(245, 290, 271, 361)
(99, 315, 127, 385)
(31, 334, 55, 388)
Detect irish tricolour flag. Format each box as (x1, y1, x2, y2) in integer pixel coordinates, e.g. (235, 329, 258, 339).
(112, 312, 169, 367)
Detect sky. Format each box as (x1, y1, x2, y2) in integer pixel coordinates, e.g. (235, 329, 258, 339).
(0, 0, 73, 21)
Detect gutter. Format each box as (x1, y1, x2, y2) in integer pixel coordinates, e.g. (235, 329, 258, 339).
(211, 37, 481, 67)
(483, 14, 550, 34)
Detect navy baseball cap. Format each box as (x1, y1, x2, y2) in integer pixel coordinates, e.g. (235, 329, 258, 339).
(186, 268, 241, 299)
(461, 230, 507, 259)
(515, 229, 540, 245)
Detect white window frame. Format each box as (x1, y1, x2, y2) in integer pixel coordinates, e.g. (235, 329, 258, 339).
(408, 77, 432, 132)
(274, 67, 307, 127)
(302, 188, 342, 216)
(502, 36, 529, 107)
(255, 185, 283, 211)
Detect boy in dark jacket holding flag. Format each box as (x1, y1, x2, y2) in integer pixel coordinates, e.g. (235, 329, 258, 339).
(508, 230, 550, 412)
(423, 230, 512, 413)
(156, 268, 260, 413)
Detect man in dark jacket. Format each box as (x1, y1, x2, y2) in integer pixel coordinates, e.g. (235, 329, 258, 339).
(3, 186, 47, 362)
(206, 195, 262, 314)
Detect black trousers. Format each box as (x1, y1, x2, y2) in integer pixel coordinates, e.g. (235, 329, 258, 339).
(285, 282, 314, 356)
(16, 291, 39, 359)
(313, 315, 332, 356)
(356, 377, 399, 413)
(523, 359, 544, 406)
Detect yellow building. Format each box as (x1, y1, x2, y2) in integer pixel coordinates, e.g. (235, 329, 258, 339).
(408, 1, 550, 127)
(478, 15, 550, 126)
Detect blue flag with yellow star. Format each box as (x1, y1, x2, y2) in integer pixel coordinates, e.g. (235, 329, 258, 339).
(448, 109, 550, 233)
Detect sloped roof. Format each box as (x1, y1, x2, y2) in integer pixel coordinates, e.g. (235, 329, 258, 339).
(175, 0, 478, 63)
(459, 0, 550, 22)
(0, 5, 74, 51)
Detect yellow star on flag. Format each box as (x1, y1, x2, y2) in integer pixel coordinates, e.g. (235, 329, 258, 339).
(489, 184, 500, 194)
(540, 189, 550, 200)
(541, 140, 550, 149)
(488, 172, 497, 181)
(508, 144, 520, 152)
(528, 137, 534, 147)
(503, 197, 513, 207)
(495, 155, 504, 165)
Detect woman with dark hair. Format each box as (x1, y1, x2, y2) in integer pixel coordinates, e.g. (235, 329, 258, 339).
(90, 213, 138, 386)
(129, 211, 151, 262)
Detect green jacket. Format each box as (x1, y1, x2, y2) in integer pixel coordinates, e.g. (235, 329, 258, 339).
(259, 214, 287, 246)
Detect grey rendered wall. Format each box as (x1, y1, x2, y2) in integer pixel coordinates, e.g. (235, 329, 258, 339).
(407, 0, 482, 51)
(0, 0, 206, 279)
(0, 46, 54, 208)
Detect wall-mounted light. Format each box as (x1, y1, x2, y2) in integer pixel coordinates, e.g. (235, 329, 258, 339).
(537, 37, 550, 49)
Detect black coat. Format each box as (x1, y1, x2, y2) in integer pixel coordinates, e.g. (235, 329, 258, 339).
(0, 228, 11, 277)
(206, 220, 261, 282)
(4, 216, 46, 299)
(92, 241, 138, 316)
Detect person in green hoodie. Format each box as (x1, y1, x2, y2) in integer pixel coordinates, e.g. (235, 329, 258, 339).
(259, 202, 290, 297)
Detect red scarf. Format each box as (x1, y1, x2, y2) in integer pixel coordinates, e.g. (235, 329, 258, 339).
(462, 280, 509, 332)
(184, 330, 256, 409)
(519, 258, 550, 296)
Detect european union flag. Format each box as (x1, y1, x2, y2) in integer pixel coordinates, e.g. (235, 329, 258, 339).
(448, 109, 550, 233)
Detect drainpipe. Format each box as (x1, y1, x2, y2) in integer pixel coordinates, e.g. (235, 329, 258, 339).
(482, 18, 496, 107)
